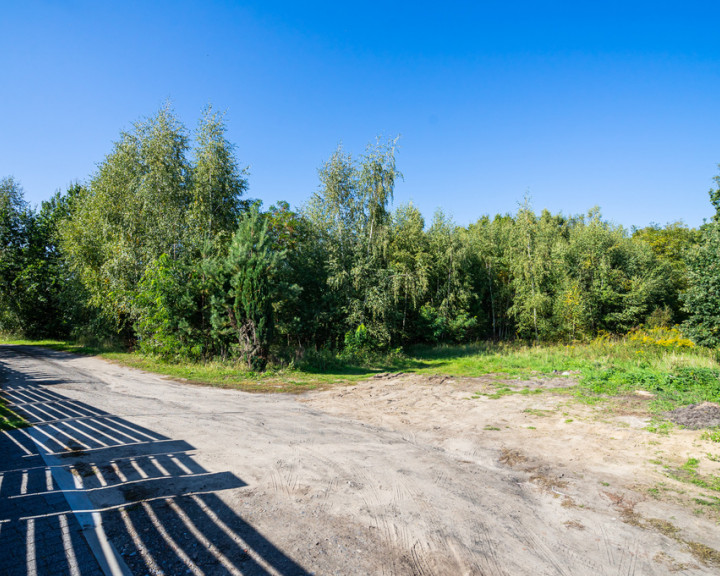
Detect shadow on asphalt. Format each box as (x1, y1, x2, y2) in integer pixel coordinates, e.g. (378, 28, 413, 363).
(0, 351, 312, 576)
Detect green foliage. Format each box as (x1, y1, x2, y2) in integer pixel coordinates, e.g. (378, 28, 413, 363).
(304, 137, 402, 348)
(7, 110, 720, 372)
(210, 206, 288, 367)
(135, 254, 208, 359)
(187, 106, 249, 246)
(577, 365, 720, 411)
(0, 179, 94, 338)
(682, 167, 720, 346)
(61, 104, 246, 335)
(701, 428, 720, 443)
(423, 210, 477, 342)
(419, 304, 477, 343)
(0, 176, 29, 333)
(344, 323, 370, 353)
(668, 457, 720, 492)
(682, 222, 720, 347)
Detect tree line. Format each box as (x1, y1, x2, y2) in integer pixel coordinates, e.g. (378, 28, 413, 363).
(1, 105, 718, 366)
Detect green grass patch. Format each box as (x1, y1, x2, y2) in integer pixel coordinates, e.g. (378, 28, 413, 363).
(0, 337, 125, 356)
(523, 408, 555, 417)
(3, 335, 719, 403)
(694, 495, 720, 510)
(577, 364, 720, 412)
(702, 428, 720, 443)
(101, 353, 375, 393)
(667, 457, 720, 492)
(404, 341, 588, 377)
(0, 396, 27, 431)
(405, 339, 720, 412)
(646, 420, 675, 435)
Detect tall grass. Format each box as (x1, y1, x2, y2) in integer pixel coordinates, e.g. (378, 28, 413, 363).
(404, 331, 720, 411)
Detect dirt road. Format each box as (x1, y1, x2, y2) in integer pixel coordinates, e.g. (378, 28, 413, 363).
(1, 345, 719, 575)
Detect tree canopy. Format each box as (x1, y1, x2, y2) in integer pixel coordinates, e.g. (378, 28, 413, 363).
(1, 106, 716, 365)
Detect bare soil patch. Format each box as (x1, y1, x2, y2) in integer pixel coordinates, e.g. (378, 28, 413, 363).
(304, 372, 720, 573)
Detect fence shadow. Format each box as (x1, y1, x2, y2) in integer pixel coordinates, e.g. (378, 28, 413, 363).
(0, 351, 312, 576)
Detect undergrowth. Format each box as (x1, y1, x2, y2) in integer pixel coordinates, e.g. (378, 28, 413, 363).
(2, 329, 718, 405)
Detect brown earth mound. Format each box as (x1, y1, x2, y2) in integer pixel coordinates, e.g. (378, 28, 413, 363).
(665, 402, 720, 429)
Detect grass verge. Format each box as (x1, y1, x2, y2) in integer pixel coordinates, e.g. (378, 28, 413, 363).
(0, 396, 27, 431)
(2, 334, 718, 407)
(0, 337, 381, 393)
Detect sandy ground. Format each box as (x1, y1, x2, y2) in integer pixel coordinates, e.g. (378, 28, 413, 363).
(2, 346, 720, 575)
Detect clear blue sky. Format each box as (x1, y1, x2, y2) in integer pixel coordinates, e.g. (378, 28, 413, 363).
(2, 1, 720, 229)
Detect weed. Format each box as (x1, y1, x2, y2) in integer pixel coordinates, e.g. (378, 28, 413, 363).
(0, 399, 27, 431)
(701, 428, 720, 443)
(654, 551, 691, 572)
(683, 458, 700, 470)
(498, 448, 527, 467)
(645, 517, 680, 538)
(667, 457, 720, 492)
(694, 496, 720, 509)
(4, 336, 719, 403)
(486, 386, 515, 399)
(646, 420, 674, 435)
(687, 541, 720, 567)
(484, 425, 501, 431)
(523, 408, 554, 417)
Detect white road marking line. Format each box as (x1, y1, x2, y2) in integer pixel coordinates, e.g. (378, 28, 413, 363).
(106, 418, 158, 442)
(31, 425, 70, 452)
(77, 419, 123, 444)
(70, 466, 83, 490)
(88, 418, 138, 443)
(92, 465, 108, 487)
(61, 420, 109, 448)
(47, 423, 91, 450)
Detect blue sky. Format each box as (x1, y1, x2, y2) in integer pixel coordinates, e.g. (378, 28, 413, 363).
(2, 1, 720, 229)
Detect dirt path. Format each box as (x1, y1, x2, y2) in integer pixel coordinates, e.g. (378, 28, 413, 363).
(1, 346, 719, 575)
